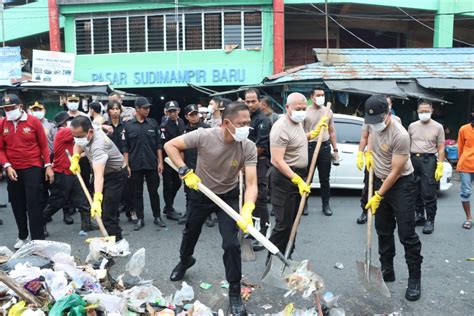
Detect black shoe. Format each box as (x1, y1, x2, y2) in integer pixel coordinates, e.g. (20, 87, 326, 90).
(322, 204, 333, 216)
(302, 206, 309, 216)
(382, 267, 395, 282)
(63, 214, 74, 225)
(252, 239, 264, 252)
(154, 217, 166, 227)
(43, 225, 49, 238)
(415, 213, 425, 226)
(229, 293, 247, 316)
(270, 209, 275, 216)
(0, 219, 2, 225)
(166, 210, 182, 221)
(170, 257, 196, 281)
(134, 219, 144, 231)
(405, 278, 421, 301)
(205, 215, 215, 227)
(0, 203, 7, 208)
(82, 222, 99, 232)
(422, 220, 434, 234)
(178, 216, 187, 225)
(357, 212, 368, 224)
(46, 217, 53, 223)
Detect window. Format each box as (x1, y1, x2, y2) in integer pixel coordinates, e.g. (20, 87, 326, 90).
(147, 15, 164, 51)
(224, 12, 241, 47)
(111, 17, 127, 53)
(185, 13, 202, 50)
(92, 18, 109, 54)
(129, 16, 146, 52)
(334, 121, 362, 144)
(166, 14, 183, 51)
(244, 12, 261, 49)
(204, 13, 221, 49)
(75, 20, 92, 55)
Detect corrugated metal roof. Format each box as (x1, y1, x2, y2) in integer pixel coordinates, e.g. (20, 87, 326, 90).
(264, 48, 474, 84)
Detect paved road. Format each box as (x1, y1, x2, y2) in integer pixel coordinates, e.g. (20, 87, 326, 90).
(0, 179, 472, 315)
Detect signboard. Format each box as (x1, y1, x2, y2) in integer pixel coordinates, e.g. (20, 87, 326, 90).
(0, 46, 21, 85)
(32, 50, 76, 83)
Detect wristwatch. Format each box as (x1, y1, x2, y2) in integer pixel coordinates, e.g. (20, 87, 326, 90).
(178, 165, 190, 177)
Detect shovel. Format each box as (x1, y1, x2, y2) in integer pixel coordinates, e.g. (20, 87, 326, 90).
(356, 168, 391, 297)
(66, 150, 110, 239)
(165, 157, 294, 269)
(262, 103, 331, 290)
(239, 171, 256, 262)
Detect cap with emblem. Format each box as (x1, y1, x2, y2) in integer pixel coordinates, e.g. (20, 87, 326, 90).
(134, 96, 151, 108)
(364, 94, 389, 124)
(184, 104, 199, 115)
(0, 94, 21, 108)
(67, 94, 80, 102)
(54, 111, 70, 127)
(165, 101, 180, 111)
(29, 101, 45, 111)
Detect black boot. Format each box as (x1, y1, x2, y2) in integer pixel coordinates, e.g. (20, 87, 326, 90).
(170, 257, 196, 281)
(229, 283, 247, 316)
(322, 204, 333, 216)
(405, 278, 421, 301)
(166, 209, 182, 221)
(154, 217, 166, 227)
(63, 209, 74, 225)
(302, 204, 309, 216)
(80, 211, 99, 232)
(178, 215, 187, 225)
(205, 215, 215, 227)
(134, 219, 145, 231)
(415, 213, 425, 226)
(422, 220, 434, 234)
(381, 264, 395, 282)
(357, 211, 368, 224)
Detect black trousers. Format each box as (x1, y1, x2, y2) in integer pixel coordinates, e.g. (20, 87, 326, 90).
(102, 168, 127, 240)
(7, 167, 45, 240)
(411, 154, 438, 221)
(308, 140, 332, 206)
(255, 157, 270, 235)
(373, 174, 423, 278)
(268, 166, 305, 257)
(79, 157, 92, 193)
(131, 169, 161, 220)
(360, 169, 369, 212)
(163, 163, 182, 212)
(121, 177, 134, 216)
(179, 187, 241, 284)
(43, 172, 89, 218)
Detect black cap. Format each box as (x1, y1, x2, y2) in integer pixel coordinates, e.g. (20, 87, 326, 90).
(364, 95, 389, 124)
(134, 97, 151, 108)
(184, 104, 199, 115)
(54, 111, 70, 127)
(165, 101, 180, 111)
(0, 94, 21, 108)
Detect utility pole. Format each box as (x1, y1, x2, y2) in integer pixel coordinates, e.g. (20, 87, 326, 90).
(325, 0, 329, 57)
(1, 0, 5, 47)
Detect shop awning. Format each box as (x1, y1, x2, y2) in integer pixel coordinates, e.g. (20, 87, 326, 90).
(0, 81, 112, 95)
(397, 81, 448, 103)
(416, 79, 474, 90)
(323, 80, 407, 98)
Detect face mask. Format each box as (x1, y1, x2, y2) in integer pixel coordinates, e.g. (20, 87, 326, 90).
(68, 102, 79, 111)
(74, 136, 90, 147)
(371, 122, 387, 133)
(207, 105, 215, 114)
(227, 122, 250, 142)
(418, 113, 431, 122)
(6, 108, 22, 121)
(315, 96, 325, 106)
(32, 111, 45, 120)
(290, 110, 306, 123)
(66, 121, 71, 127)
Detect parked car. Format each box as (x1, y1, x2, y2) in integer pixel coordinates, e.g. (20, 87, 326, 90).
(311, 114, 452, 192)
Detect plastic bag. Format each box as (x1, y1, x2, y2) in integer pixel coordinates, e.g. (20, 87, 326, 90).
(0, 246, 14, 257)
(51, 253, 75, 267)
(330, 308, 346, 316)
(2, 256, 52, 272)
(190, 300, 212, 316)
(21, 310, 45, 316)
(173, 281, 194, 305)
(49, 294, 86, 316)
(125, 248, 146, 277)
(86, 239, 130, 263)
(284, 260, 325, 299)
(83, 293, 126, 314)
(10, 240, 71, 260)
(7, 300, 26, 316)
(122, 285, 163, 313)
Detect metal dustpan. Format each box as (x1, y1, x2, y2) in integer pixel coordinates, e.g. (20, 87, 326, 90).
(356, 169, 391, 297)
(240, 232, 256, 262)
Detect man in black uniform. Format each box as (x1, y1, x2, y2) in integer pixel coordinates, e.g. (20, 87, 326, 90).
(160, 101, 185, 221)
(178, 104, 210, 225)
(244, 88, 271, 251)
(123, 97, 165, 230)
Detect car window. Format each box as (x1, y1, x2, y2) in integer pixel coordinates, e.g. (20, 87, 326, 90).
(335, 120, 362, 144)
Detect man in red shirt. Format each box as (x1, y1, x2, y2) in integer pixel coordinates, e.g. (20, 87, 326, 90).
(42, 112, 98, 236)
(0, 94, 54, 249)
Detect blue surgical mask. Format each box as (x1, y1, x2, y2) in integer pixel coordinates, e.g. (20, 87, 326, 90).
(371, 122, 387, 133)
(290, 110, 307, 123)
(32, 111, 45, 120)
(74, 136, 90, 147)
(68, 102, 79, 111)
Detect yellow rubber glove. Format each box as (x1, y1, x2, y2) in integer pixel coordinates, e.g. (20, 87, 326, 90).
(291, 174, 311, 197)
(434, 161, 443, 182)
(356, 151, 364, 171)
(182, 169, 201, 190)
(365, 191, 383, 215)
(237, 202, 255, 233)
(365, 151, 374, 172)
(309, 115, 329, 140)
(90, 192, 103, 218)
(69, 153, 81, 175)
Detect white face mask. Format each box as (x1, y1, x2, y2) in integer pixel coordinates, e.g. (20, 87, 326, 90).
(6, 108, 22, 121)
(32, 111, 45, 120)
(371, 122, 387, 133)
(74, 136, 90, 147)
(290, 110, 307, 123)
(207, 105, 215, 114)
(315, 96, 325, 106)
(68, 102, 79, 111)
(227, 122, 250, 142)
(418, 112, 431, 122)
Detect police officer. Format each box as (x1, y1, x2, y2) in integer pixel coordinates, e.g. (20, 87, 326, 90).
(259, 96, 280, 124)
(178, 104, 210, 226)
(244, 88, 271, 251)
(160, 101, 185, 220)
(165, 102, 257, 315)
(66, 95, 88, 118)
(0, 94, 54, 249)
(123, 97, 164, 230)
(408, 99, 445, 234)
(69, 116, 127, 241)
(364, 94, 423, 301)
(103, 91, 136, 122)
(303, 87, 339, 216)
(29, 102, 56, 155)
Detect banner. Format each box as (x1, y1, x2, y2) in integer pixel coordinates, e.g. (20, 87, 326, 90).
(32, 49, 76, 83)
(0, 46, 21, 85)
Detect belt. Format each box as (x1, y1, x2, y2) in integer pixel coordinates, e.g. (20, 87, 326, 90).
(411, 153, 436, 157)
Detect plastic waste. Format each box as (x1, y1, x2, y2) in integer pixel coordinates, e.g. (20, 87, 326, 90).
(0, 246, 14, 257)
(125, 248, 146, 277)
(1, 256, 52, 272)
(51, 253, 75, 267)
(285, 260, 325, 299)
(334, 262, 344, 270)
(330, 308, 346, 316)
(21, 310, 45, 316)
(7, 300, 26, 316)
(10, 240, 71, 260)
(49, 294, 86, 316)
(190, 300, 212, 316)
(173, 281, 194, 305)
(86, 238, 130, 263)
(83, 293, 126, 314)
(122, 285, 163, 313)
